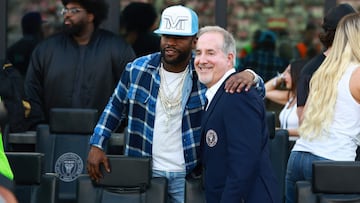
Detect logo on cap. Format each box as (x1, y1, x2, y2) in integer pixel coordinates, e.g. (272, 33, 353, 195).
(154, 5, 198, 36)
(163, 14, 189, 33)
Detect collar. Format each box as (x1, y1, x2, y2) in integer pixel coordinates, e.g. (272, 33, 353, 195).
(205, 68, 236, 109)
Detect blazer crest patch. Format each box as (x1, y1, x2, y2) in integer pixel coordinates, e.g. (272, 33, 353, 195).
(206, 129, 218, 147)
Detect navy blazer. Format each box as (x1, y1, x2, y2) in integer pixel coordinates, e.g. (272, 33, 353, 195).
(201, 75, 280, 203)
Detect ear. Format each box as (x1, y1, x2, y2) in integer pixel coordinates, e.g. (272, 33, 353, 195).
(227, 52, 235, 67)
(87, 13, 95, 23)
(191, 37, 198, 49)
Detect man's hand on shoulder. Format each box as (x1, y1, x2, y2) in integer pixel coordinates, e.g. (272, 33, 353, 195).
(225, 69, 259, 93)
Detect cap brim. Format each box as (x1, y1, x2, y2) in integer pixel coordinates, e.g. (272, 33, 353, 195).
(154, 29, 196, 36)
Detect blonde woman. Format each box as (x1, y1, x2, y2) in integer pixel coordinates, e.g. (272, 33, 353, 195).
(285, 13, 360, 203)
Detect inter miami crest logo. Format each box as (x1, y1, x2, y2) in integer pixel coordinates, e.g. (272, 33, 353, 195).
(206, 129, 218, 147)
(55, 152, 83, 182)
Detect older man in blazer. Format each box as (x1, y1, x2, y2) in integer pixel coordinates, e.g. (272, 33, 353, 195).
(194, 25, 280, 203)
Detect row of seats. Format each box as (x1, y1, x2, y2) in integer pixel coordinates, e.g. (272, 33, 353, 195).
(5, 152, 168, 203)
(3, 109, 289, 203)
(0, 150, 333, 203)
(5, 108, 359, 203)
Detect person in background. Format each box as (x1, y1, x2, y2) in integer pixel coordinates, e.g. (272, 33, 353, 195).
(294, 22, 322, 60)
(0, 61, 27, 134)
(195, 25, 280, 203)
(7, 12, 44, 78)
(120, 2, 160, 57)
(265, 59, 308, 137)
(297, 3, 357, 122)
(87, 5, 264, 203)
(286, 13, 360, 203)
(0, 97, 14, 181)
(237, 29, 262, 62)
(24, 0, 136, 131)
(240, 29, 288, 82)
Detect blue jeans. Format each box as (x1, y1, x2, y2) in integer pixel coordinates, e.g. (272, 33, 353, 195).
(285, 151, 329, 203)
(153, 170, 186, 203)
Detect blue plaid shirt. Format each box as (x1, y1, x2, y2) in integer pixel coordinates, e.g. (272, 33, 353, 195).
(90, 52, 265, 174)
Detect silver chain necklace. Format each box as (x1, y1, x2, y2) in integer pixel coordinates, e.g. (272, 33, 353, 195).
(158, 63, 188, 117)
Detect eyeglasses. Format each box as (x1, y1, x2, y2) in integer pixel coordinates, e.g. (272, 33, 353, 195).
(60, 8, 84, 15)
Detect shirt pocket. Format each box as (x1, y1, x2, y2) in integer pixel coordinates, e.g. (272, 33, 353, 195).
(127, 86, 151, 105)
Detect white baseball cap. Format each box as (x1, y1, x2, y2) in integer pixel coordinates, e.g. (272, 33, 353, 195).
(154, 5, 198, 36)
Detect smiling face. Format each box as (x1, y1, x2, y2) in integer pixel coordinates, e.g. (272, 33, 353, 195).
(160, 35, 196, 71)
(195, 31, 234, 88)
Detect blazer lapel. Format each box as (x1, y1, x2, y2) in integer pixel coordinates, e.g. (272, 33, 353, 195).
(201, 81, 226, 134)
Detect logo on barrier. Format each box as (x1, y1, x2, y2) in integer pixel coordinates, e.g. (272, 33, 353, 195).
(55, 152, 83, 182)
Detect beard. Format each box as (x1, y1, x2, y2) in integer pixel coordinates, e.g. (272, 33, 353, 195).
(197, 73, 212, 87)
(160, 47, 191, 66)
(63, 22, 86, 36)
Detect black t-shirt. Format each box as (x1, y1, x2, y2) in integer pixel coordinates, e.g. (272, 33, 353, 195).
(297, 53, 326, 106)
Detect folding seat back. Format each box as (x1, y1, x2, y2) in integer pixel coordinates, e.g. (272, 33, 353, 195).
(36, 108, 98, 203)
(6, 152, 58, 203)
(266, 111, 276, 139)
(76, 155, 167, 203)
(269, 129, 289, 203)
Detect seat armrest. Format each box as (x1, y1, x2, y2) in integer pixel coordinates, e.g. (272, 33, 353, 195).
(33, 173, 59, 203)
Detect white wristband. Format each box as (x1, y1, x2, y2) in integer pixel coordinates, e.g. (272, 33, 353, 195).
(244, 69, 260, 84)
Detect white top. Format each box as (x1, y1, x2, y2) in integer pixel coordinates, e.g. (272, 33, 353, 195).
(152, 68, 187, 172)
(293, 64, 360, 161)
(279, 98, 298, 130)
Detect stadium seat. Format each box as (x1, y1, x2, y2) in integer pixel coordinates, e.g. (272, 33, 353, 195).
(270, 129, 289, 203)
(76, 155, 167, 203)
(6, 152, 58, 203)
(36, 108, 98, 203)
(296, 161, 360, 203)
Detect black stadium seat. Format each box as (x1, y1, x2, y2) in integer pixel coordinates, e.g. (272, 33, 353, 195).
(76, 155, 168, 203)
(6, 152, 58, 203)
(36, 108, 98, 203)
(296, 161, 360, 203)
(270, 129, 289, 202)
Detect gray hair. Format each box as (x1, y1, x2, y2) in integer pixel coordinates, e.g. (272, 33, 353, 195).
(197, 26, 237, 65)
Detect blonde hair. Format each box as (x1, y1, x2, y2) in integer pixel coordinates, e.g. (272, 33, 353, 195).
(299, 13, 360, 140)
